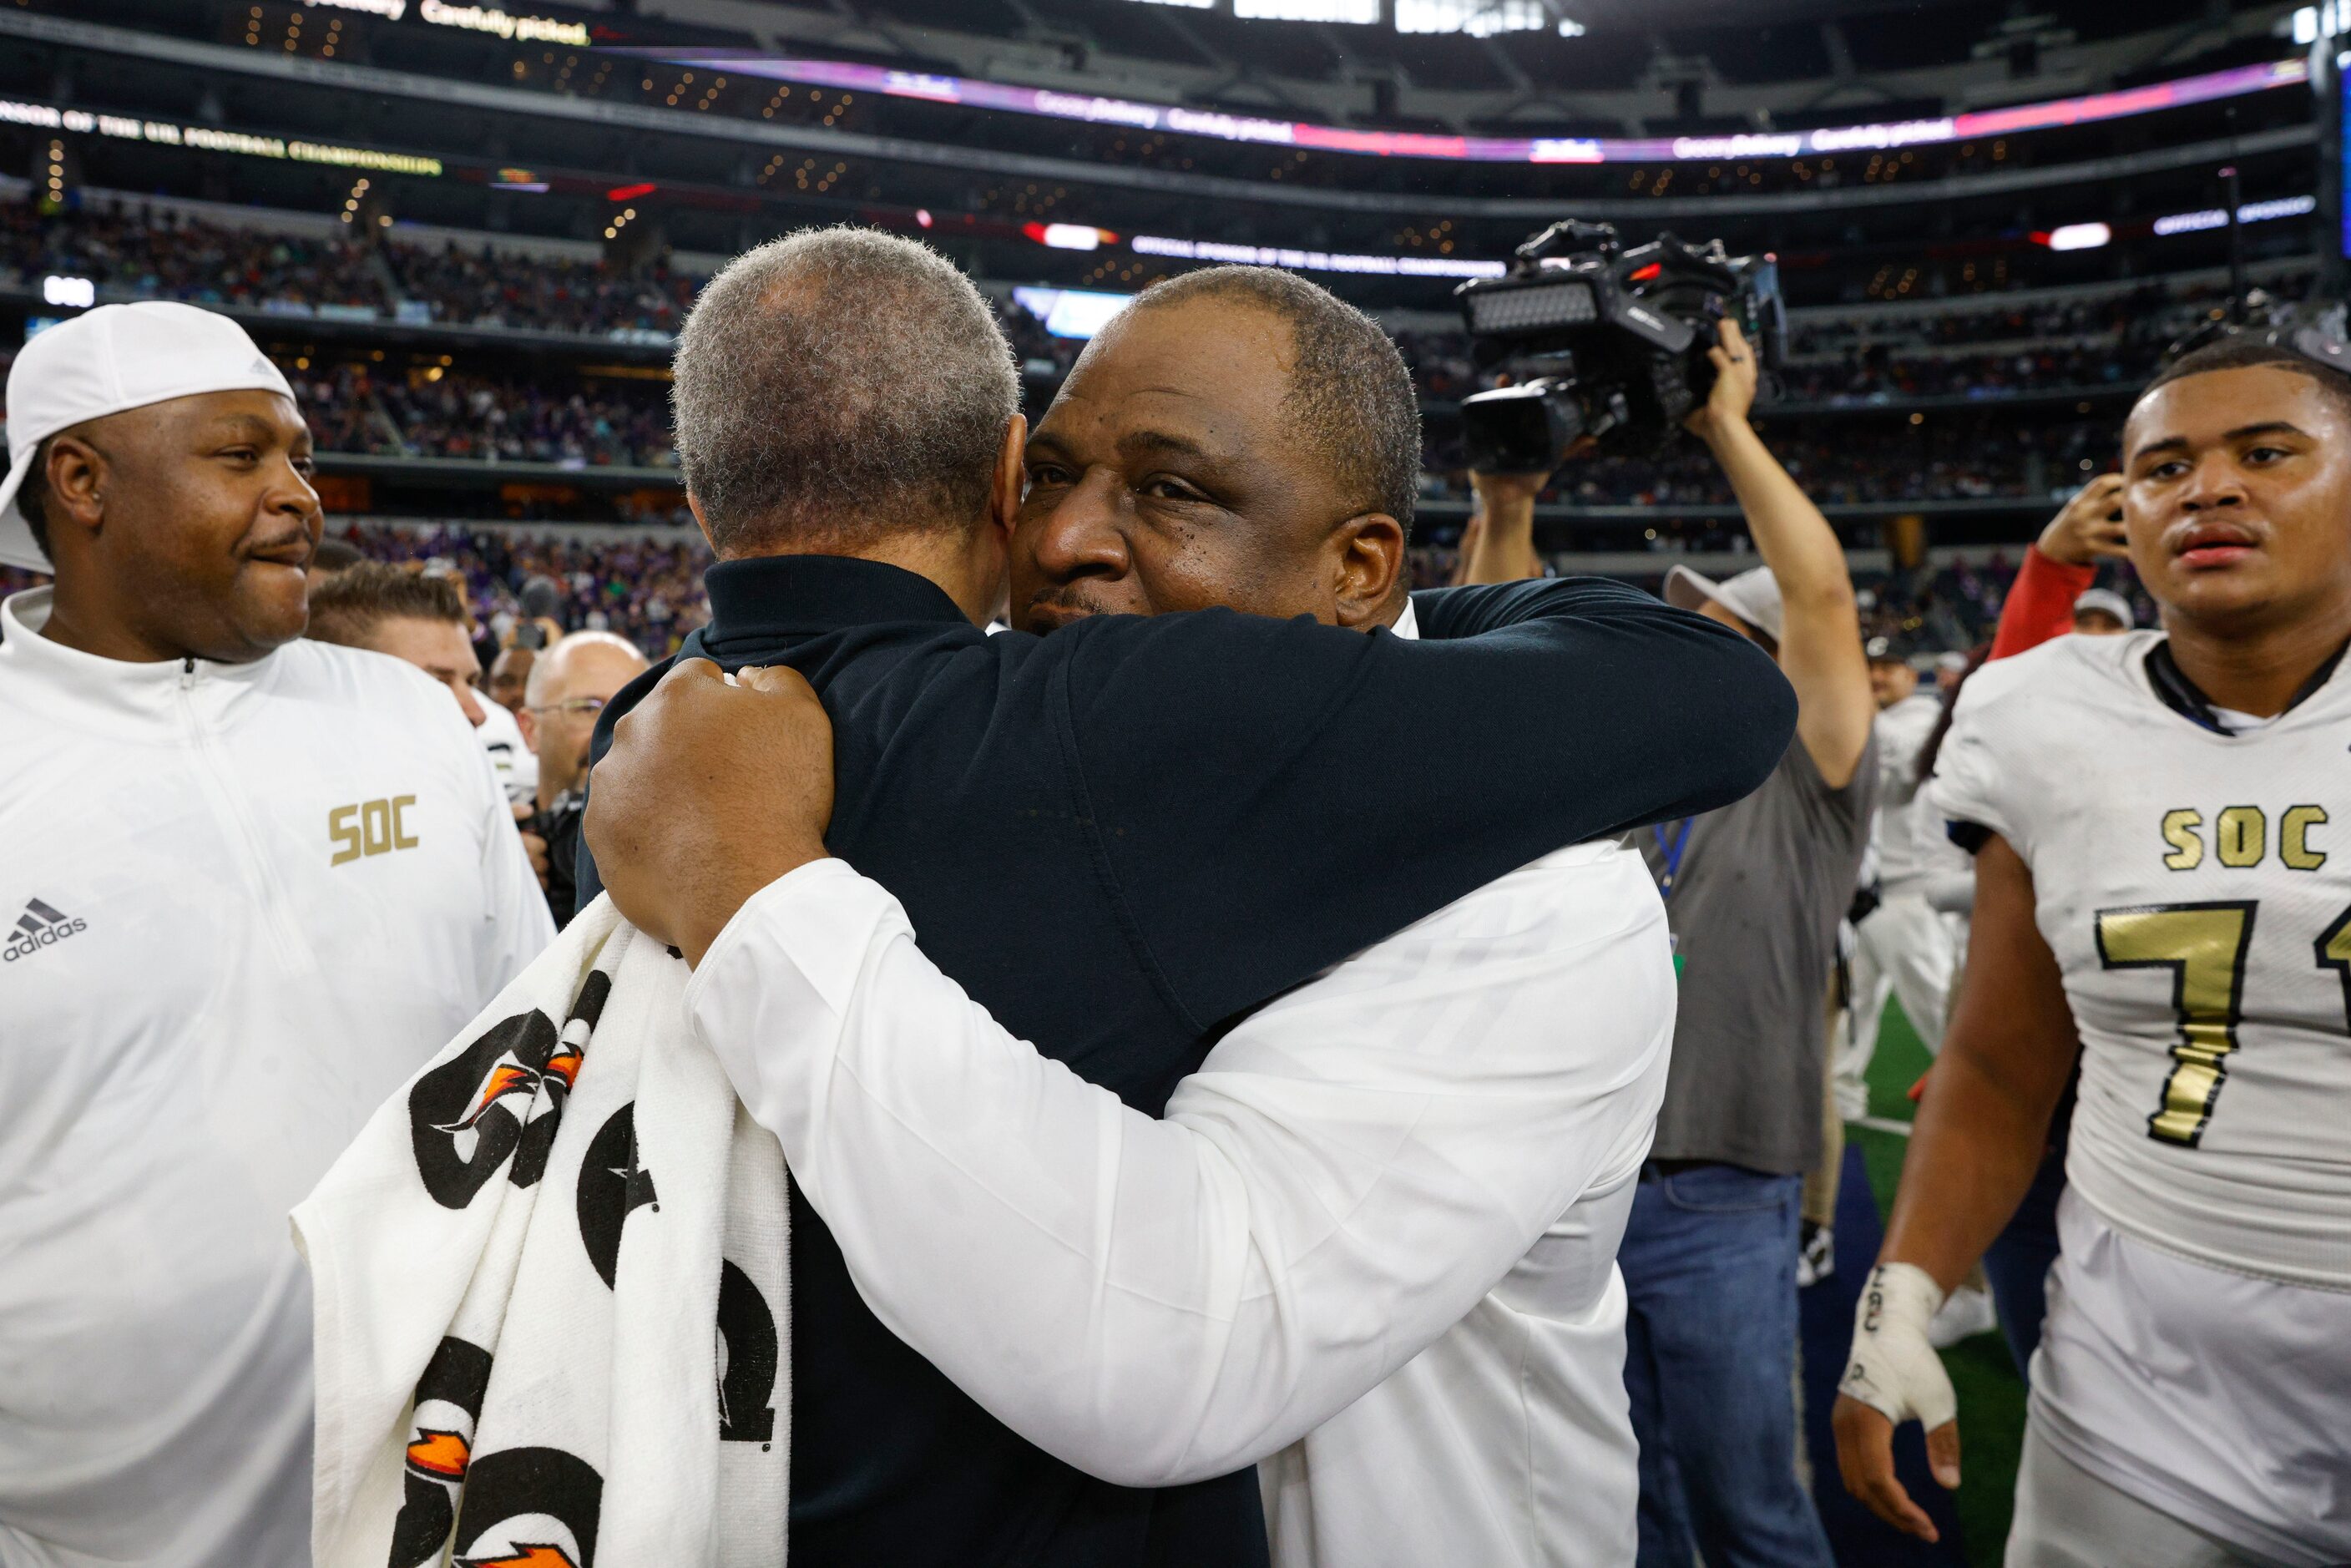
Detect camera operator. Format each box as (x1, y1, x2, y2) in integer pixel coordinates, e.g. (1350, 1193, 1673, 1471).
(1468, 317, 1873, 1565)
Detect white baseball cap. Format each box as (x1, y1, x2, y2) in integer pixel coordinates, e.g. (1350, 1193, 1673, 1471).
(2073, 587, 2136, 629)
(0, 302, 298, 570)
(1663, 563, 1784, 645)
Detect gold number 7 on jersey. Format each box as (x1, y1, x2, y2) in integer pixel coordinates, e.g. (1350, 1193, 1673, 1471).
(2095, 902, 2257, 1148)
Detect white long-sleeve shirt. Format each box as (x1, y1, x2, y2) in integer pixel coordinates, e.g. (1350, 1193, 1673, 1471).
(0, 589, 554, 1566)
(685, 837, 1674, 1568)
(1868, 690, 1944, 891)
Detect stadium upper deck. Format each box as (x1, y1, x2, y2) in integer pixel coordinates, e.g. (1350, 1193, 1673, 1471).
(0, 0, 2320, 311)
(0, 0, 2330, 551)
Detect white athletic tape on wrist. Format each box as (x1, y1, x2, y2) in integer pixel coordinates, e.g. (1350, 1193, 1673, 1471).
(1838, 1262, 1957, 1430)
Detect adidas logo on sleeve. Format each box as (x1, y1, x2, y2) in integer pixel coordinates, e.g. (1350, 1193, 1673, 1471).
(4, 898, 87, 962)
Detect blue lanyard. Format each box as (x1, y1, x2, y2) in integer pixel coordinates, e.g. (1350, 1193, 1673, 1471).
(1652, 818, 1693, 899)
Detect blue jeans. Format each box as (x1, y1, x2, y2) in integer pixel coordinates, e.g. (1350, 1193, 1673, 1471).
(1982, 1139, 2068, 1384)
(1620, 1163, 1834, 1568)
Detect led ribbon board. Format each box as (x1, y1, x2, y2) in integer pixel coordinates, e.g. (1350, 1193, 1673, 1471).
(0, 99, 442, 175)
(640, 54, 2306, 166)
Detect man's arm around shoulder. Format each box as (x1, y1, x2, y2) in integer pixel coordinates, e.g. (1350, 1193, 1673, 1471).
(1055, 575, 1792, 1027)
(685, 841, 1676, 1486)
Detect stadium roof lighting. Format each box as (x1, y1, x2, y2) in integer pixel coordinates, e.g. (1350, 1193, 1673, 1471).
(42, 276, 95, 310)
(1029, 222, 1115, 250)
(2150, 193, 2317, 235)
(657, 54, 2305, 166)
(2042, 221, 2111, 250)
(1131, 235, 1504, 278)
(1395, 1, 1571, 38)
(1233, 0, 1378, 21)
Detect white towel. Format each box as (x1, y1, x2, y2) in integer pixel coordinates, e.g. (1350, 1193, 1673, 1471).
(293, 896, 791, 1568)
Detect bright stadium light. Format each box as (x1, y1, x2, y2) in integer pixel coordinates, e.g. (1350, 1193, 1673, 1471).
(1029, 223, 1112, 251)
(1395, 0, 1568, 38)
(1011, 287, 1134, 340)
(2044, 222, 2112, 251)
(2291, 3, 2341, 43)
(42, 275, 95, 310)
(1234, 0, 1379, 21)
(2294, 2, 2351, 40)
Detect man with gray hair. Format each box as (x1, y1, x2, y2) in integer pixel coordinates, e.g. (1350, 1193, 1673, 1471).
(667, 225, 1021, 576)
(573, 226, 1793, 1565)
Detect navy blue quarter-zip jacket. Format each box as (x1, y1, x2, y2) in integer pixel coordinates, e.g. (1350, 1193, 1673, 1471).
(575, 555, 1793, 1567)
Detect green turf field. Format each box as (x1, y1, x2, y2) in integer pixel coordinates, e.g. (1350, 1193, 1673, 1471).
(1849, 1001, 2029, 1568)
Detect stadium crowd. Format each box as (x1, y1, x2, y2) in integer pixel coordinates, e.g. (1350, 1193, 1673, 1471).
(292, 360, 2106, 498)
(0, 488, 2142, 668)
(4, 197, 2286, 419)
(0, 199, 700, 339)
(296, 363, 678, 469)
(0, 215, 2341, 1568)
(338, 522, 707, 658)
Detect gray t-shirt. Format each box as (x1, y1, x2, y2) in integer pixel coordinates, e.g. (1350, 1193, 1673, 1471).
(1638, 734, 1877, 1174)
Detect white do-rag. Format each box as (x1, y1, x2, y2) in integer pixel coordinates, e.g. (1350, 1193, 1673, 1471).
(293, 896, 791, 1568)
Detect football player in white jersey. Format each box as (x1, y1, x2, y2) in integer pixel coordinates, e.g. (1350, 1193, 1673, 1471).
(1832, 335, 2351, 1567)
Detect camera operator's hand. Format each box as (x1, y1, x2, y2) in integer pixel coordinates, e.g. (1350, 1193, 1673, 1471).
(1459, 470, 1550, 584)
(1676, 312, 1875, 791)
(2036, 473, 2127, 566)
(1685, 316, 1761, 448)
(1469, 470, 1550, 511)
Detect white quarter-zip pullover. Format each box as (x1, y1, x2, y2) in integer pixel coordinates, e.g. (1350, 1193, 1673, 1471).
(0, 589, 554, 1566)
(687, 846, 1671, 1568)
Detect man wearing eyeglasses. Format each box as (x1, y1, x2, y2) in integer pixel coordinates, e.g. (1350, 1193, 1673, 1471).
(518, 630, 648, 926)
